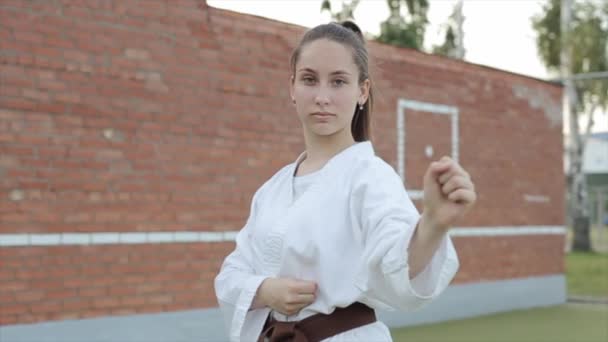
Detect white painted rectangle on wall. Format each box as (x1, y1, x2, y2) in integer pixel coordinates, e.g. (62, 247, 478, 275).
(397, 99, 459, 200)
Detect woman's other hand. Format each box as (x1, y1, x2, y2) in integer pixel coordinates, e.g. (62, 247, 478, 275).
(252, 277, 317, 316)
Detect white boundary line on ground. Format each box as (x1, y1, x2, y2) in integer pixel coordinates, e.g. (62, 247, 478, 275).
(0, 226, 566, 246)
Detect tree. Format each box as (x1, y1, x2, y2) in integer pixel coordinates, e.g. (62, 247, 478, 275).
(433, 0, 465, 59)
(433, 26, 457, 57)
(532, 0, 608, 251)
(321, 0, 430, 50)
(376, 0, 429, 49)
(321, 0, 361, 22)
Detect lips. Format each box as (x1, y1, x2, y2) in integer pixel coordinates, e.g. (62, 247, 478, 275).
(311, 112, 335, 117)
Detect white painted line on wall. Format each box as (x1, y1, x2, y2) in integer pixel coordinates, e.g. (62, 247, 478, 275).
(398, 99, 458, 115)
(0, 226, 566, 247)
(91, 233, 119, 244)
(449, 226, 566, 237)
(524, 194, 551, 203)
(0, 234, 28, 246)
(30, 234, 61, 246)
(120, 233, 147, 244)
(148, 232, 173, 243)
(174, 232, 199, 242)
(407, 190, 424, 200)
(199, 232, 224, 242)
(62, 233, 90, 245)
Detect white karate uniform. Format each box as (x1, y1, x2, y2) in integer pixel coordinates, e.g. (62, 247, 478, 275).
(214, 141, 459, 341)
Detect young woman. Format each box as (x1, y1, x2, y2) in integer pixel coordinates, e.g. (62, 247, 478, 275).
(214, 21, 476, 342)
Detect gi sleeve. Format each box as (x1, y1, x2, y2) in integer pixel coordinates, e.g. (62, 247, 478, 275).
(349, 158, 459, 312)
(214, 187, 270, 342)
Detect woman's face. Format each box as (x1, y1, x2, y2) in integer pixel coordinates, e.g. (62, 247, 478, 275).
(290, 39, 369, 140)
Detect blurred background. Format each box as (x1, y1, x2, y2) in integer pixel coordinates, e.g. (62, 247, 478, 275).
(0, 0, 606, 341)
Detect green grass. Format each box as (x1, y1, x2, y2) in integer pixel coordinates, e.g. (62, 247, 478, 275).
(390, 252, 608, 342)
(567, 252, 608, 297)
(391, 304, 608, 342)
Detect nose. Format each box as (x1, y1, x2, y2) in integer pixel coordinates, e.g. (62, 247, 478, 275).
(314, 84, 330, 107)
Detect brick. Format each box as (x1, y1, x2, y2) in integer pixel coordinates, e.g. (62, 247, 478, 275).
(31, 301, 63, 314)
(15, 290, 45, 303)
(92, 297, 121, 309)
(148, 294, 173, 305)
(48, 312, 80, 321)
(121, 296, 146, 307)
(46, 289, 76, 301)
(0, 314, 18, 325)
(126, 0, 167, 19)
(13, 31, 44, 45)
(108, 285, 137, 297)
(63, 298, 91, 311)
(124, 48, 149, 60)
(22, 89, 50, 101)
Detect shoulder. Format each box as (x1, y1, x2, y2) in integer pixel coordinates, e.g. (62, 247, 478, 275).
(347, 152, 409, 205)
(351, 154, 402, 186)
(252, 163, 294, 202)
(348, 152, 415, 219)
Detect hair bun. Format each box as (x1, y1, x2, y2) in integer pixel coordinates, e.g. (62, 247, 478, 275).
(341, 20, 364, 40)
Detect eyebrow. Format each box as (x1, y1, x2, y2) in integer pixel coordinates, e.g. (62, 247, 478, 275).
(297, 68, 352, 76)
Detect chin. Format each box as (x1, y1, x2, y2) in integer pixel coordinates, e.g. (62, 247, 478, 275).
(310, 126, 348, 138)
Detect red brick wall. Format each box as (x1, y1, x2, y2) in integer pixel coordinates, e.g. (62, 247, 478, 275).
(0, 244, 221, 325)
(453, 235, 564, 283)
(0, 0, 564, 325)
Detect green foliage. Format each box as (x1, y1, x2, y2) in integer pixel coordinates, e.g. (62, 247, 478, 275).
(376, 0, 428, 49)
(532, 0, 608, 113)
(319, 0, 429, 50)
(432, 2, 462, 58)
(433, 26, 456, 56)
(376, 18, 425, 49)
(532, 0, 562, 70)
(320, 0, 360, 22)
(321, 0, 331, 12)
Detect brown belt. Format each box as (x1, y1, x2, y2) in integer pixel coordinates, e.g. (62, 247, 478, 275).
(257, 302, 376, 342)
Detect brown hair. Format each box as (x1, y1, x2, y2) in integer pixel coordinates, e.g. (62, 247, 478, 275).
(290, 21, 373, 142)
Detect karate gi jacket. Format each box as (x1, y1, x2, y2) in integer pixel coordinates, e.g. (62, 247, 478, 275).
(214, 141, 459, 341)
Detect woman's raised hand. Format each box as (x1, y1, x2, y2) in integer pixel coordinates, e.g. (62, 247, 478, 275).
(422, 156, 476, 231)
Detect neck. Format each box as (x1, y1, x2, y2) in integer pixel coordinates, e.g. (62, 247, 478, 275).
(301, 128, 356, 166)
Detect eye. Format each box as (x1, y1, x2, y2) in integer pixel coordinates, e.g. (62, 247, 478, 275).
(332, 79, 346, 86)
(301, 76, 316, 85)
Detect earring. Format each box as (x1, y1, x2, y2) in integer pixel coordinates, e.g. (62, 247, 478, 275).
(359, 103, 363, 111)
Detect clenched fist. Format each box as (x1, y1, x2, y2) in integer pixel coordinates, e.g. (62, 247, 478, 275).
(252, 277, 317, 316)
(422, 156, 476, 230)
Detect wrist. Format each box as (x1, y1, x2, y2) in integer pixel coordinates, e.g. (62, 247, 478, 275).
(253, 278, 271, 309)
(420, 211, 449, 233)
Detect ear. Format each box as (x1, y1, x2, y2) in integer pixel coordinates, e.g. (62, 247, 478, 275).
(359, 79, 370, 105)
(289, 75, 295, 102)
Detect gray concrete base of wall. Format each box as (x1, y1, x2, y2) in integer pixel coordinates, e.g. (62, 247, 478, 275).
(0, 274, 566, 342)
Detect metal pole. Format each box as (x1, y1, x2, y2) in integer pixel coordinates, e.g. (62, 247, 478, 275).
(599, 190, 607, 251)
(551, 71, 608, 82)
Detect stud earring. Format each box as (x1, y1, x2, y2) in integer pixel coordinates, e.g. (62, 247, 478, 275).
(359, 103, 364, 110)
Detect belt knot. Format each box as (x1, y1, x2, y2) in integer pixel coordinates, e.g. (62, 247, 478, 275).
(258, 319, 308, 342)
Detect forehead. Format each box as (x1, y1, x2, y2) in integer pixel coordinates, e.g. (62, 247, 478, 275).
(297, 39, 358, 74)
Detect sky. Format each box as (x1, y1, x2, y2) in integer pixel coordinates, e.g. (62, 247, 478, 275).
(207, 0, 607, 133)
